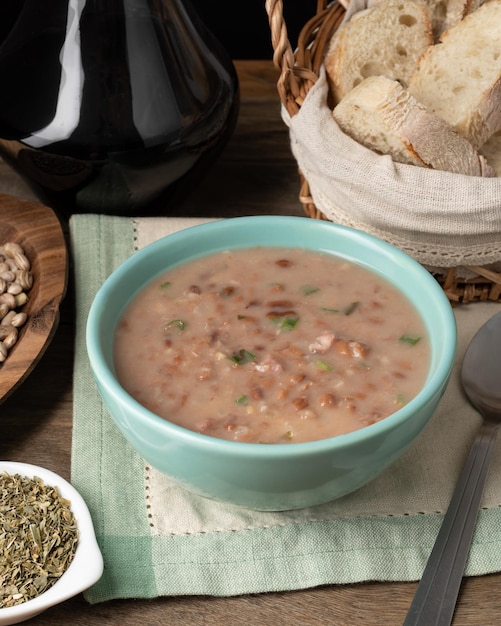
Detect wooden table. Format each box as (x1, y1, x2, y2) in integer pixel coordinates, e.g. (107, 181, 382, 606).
(0, 60, 497, 626)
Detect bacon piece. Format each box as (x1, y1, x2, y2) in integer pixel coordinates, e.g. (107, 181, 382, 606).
(308, 330, 335, 354)
(254, 354, 283, 373)
(309, 330, 369, 359)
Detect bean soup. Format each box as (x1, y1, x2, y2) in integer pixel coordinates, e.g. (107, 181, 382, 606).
(114, 247, 430, 444)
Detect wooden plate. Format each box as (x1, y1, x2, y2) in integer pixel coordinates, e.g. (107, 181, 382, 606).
(0, 194, 67, 402)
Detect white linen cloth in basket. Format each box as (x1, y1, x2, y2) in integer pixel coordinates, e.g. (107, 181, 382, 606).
(282, 53, 501, 274)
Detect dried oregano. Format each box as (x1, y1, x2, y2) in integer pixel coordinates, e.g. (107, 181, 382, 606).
(0, 472, 79, 608)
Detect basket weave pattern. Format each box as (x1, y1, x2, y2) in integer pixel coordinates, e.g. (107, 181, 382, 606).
(265, 0, 501, 304)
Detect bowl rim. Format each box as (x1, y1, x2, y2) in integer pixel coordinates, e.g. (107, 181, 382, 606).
(0, 461, 103, 625)
(86, 215, 457, 457)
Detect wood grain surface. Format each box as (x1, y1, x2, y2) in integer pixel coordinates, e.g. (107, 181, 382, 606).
(0, 61, 500, 626)
(0, 195, 67, 403)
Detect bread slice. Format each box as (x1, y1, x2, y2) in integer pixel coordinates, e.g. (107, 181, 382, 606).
(369, 0, 445, 40)
(408, 0, 501, 149)
(443, 0, 487, 33)
(333, 75, 495, 176)
(324, 0, 433, 104)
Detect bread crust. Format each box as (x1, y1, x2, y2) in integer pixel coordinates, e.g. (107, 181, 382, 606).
(333, 75, 495, 176)
(443, 0, 486, 33)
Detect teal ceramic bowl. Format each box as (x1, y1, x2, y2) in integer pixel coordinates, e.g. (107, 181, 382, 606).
(86, 216, 457, 511)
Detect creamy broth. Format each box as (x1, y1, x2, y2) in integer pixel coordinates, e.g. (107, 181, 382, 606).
(114, 247, 430, 444)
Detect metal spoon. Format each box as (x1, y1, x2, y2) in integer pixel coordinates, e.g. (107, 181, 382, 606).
(404, 310, 501, 626)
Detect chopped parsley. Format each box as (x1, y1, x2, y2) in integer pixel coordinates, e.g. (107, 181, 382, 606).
(395, 393, 408, 406)
(399, 334, 421, 346)
(344, 301, 359, 316)
(228, 349, 257, 365)
(164, 319, 185, 331)
(320, 302, 359, 315)
(301, 285, 320, 296)
(315, 359, 333, 371)
(271, 316, 299, 330)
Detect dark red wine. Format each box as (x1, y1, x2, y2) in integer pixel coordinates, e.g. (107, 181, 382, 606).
(0, 0, 239, 216)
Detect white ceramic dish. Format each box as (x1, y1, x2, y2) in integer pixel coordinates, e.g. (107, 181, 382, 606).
(0, 461, 103, 625)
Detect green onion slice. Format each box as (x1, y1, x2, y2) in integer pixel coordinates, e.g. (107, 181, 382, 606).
(301, 285, 320, 296)
(228, 349, 257, 365)
(344, 301, 359, 315)
(271, 316, 299, 330)
(315, 359, 333, 371)
(164, 319, 185, 331)
(399, 334, 421, 346)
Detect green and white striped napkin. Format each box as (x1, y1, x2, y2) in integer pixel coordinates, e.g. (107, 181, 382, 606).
(70, 213, 501, 604)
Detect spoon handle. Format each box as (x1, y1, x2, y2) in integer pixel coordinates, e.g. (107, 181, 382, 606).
(403, 420, 499, 626)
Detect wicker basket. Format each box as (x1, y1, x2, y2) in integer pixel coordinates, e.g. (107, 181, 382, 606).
(265, 0, 501, 305)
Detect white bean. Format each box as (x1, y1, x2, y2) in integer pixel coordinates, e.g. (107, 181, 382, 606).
(0, 241, 33, 364)
(3, 327, 18, 349)
(11, 312, 27, 328)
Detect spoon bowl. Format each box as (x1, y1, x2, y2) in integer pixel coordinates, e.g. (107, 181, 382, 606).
(462, 312, 501, 416)
(405, 310, 501, 626)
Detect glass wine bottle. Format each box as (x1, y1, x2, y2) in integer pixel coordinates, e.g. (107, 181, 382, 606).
(0, 0, 239, 216)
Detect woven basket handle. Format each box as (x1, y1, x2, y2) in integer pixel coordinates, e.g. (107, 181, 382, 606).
(265, 0, 348, 116)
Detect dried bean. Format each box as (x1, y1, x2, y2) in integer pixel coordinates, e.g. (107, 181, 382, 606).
(1, 310, 16, 326)
(15, 293, 28, 307)
(0, 241, 33, 364)
(12, 252, 30, 271)
(0, 293, 16, 309)
(0, 271, 15, 283)
(4, 327, 18, 349)
(11, 312, 27, 328)
(3, 242, 24, 258)
(16, 270, 33, 290)
(7, 282, 23, 295)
